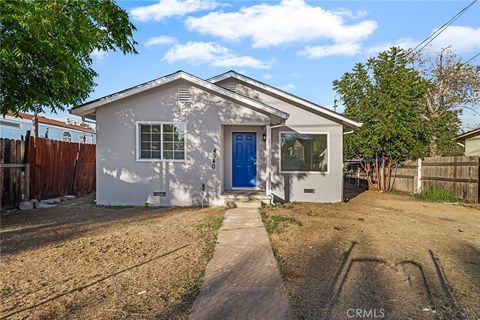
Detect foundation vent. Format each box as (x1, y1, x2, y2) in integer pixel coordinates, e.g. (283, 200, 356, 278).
(178, 86, 192, 102)
(304, 189, 315, 194)
(153, 191, 166, 197)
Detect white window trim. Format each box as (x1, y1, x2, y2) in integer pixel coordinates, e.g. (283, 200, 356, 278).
(278, 131, 330, 174)
(135, 121, 187, 163)
(62, 130, 72, 142)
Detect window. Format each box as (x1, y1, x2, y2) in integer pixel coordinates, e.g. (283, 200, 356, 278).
(137, 122, 186, 161)
(0, 120, 20, 129)
(280, 132, 328, 172)
(62, 131, 72, 142)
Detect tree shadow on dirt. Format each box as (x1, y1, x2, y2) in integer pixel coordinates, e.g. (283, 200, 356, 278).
(0, 196, 192, 254)
(286, 239, 475, 320)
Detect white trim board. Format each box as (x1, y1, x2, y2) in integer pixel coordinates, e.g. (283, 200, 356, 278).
(135, 121, 188, 163)
(71, 71, 289, 121)
(278, 131, 330, 175)
(209, 71, 361, 128)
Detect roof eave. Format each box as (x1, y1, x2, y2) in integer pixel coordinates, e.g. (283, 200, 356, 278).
(70, 71, 289, 120)
(208, 71, 362, 128)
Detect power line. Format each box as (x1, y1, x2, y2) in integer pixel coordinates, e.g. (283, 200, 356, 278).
(464, 52, 480, 65)
(411, 0, 478, 56)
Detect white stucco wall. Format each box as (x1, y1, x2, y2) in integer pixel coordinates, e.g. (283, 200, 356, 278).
(465, 136, 480, 156)
(96, 79, 270, 206)
(218, 79, 344, 203)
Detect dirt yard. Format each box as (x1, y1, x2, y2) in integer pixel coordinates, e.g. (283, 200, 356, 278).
(262, 189, 480, 320)
(0, 196, 223, 319)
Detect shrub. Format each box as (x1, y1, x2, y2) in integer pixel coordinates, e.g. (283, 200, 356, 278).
(415, 187, 459, 203)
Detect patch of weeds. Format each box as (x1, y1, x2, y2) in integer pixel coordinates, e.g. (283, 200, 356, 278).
(262, 213, 302, 234)
(415, 187, 460, 203)
(1, 287, 12, 296)
(137, 219, 155, 226)
(65, 302, 81, 313)
(271, 246, 291, 278)
(181, 273, 203, 304)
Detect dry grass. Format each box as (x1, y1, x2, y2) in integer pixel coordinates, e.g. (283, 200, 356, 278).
(262, 189, 480, 320)
(0, 196, 224, 319)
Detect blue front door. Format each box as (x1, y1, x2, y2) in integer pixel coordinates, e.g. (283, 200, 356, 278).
(232, 132, 257, 188)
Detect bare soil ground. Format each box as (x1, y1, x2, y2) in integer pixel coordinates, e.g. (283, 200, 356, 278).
(0, 196, 223, 320)
(261, 189, 480, 320)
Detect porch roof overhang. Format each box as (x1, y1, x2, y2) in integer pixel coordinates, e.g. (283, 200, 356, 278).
(70, 70, 289, 124)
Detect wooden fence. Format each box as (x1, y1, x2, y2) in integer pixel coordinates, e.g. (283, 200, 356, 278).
(0, 137, 95, 210)
(345, 156, 480, 203)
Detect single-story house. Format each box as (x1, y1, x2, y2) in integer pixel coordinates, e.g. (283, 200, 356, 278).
(1, 112, 96, 144)
(71, 70, 361, 206)
(456, 127, 480, 156)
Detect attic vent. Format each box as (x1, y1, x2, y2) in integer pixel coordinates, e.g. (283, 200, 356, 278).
(178, 86, 192, 102)
(221, 82, 237, 93)
(304, 189, 315, 194)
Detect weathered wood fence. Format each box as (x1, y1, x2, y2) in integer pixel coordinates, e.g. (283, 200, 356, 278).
(0, 137, 95, 210)
(392, 156, 479, 203)
(345, 156, 480, 203)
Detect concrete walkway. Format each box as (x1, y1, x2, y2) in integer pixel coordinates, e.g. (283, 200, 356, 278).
(189, 202, 294, 320)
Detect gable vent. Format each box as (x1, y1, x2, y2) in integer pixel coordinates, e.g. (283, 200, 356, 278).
(221, 82, 237, 93)
(178, 86, 192, 102)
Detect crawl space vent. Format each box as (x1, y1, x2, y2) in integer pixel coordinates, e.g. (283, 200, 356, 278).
(153, 191, 166, 197)
(304, 189, 315, 194)
(178, 86, 192, 102)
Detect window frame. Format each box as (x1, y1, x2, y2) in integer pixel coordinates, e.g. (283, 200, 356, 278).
(135, 121, 187, 162)
(0, 119, 21, 130)
(278, 131, 330, 174)
(62, 131, 72, 142)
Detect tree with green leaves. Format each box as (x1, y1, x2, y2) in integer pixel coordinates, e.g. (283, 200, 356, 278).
(414, 47, 480, 156)
(0, 0, 137, 116)
(334, 47, 430, 191)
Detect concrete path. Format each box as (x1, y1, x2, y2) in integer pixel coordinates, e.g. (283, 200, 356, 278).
(189, 202, 294, 320)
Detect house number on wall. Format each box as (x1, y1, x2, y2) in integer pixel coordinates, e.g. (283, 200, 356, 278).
(212, 148, 217, 169)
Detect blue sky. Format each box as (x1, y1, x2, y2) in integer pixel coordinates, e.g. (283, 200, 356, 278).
(51, 0, 480, 130)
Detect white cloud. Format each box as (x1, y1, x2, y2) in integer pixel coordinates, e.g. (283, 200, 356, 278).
(298, 42, 361, 59)
(186, 0, 377, 48)
(131, 0, 221, 22)
(163, 42, 272, 69)
(91, 49, 108, 60)
(280, 83, 296, 91)
(429, 26, 480, 53)
(145, 36, 177, 47)
(367, 26, 480, 56)
(366, 38, 418, 55)
(263, 74, 273, 80)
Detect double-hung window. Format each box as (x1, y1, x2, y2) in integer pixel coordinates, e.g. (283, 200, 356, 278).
(137, 122, 186, 161)
(280, 132, 328, 173)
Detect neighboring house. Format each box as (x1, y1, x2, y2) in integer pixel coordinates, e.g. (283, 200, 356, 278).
(456, 127, 480, 156)
(71, 70, 361, 206)
(0, 112, 96, 144)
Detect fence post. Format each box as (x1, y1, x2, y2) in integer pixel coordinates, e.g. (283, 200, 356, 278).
(416, 158, 422, 193)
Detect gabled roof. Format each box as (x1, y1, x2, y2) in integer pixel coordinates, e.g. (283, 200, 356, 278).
(208, 70, 361, 128)
(71, 71, 289, 121)
(7, 112, 95, 133)
(456, 127, 480, 141)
